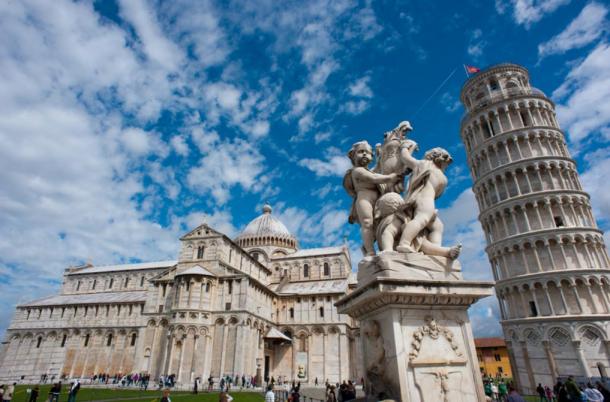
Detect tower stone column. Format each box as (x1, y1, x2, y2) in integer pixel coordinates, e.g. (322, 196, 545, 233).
(460, 63, 610, 392)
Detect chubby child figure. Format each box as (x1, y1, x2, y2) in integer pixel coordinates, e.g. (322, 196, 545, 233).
(344, 141, 399, 256)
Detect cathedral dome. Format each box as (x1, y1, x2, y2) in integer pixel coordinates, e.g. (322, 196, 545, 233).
(235, 204, 298, 251)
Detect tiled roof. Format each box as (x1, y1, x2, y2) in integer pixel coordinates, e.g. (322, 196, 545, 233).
(68, 260, 177, 275)
(274, 246, 345, 259)
(278, 279, 348, 295)
(176, 265, 215, 277)
(474, 337, 506, 348)
(19, 291, 148, 307)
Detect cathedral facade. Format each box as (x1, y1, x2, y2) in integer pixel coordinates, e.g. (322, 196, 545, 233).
(0, 205, 363, 385)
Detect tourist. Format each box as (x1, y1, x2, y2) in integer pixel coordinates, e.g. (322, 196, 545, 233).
(315, 377, 319, 387)
(492, 382, 499, 401)
(565, 377, 582, 401)
(28, 386, 39, 402)
(67, 379, 80, 402)
(498, 381, 508, 401)
(48, 383, 60, 402)
(326, 386, 337, 402)
(536, 383, 545, 401)
(265, 385, 275, 402)
(193, 379, 198, 394)
(596, 382, 610, 401)
(584, 383, 604, 401)
(506, 386, 526, 402)
(160, 389, 171, 402)
(556, 382, 569, 402)
(219, 391, 233, 402)
(544, 386, 554, 402)
(2, 384, 14, 402)
(484, 381, 493, 399)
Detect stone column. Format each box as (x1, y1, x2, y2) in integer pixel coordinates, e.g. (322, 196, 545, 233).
(542, 341, 558, 381)
(573, 341, 592, 377)
(190, 335, 199, 382)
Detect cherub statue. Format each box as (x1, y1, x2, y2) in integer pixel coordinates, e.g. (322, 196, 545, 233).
(395, 145, 461, 257)
(343, 141, 399, 257)
(374, 192, 461, 258)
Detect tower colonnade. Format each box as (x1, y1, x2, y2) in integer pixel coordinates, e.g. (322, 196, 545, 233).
(460, 63, 610, 392)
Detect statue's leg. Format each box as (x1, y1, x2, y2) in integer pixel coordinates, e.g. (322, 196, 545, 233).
(427, 216, 444, 245)
(379, 222, 400, 252)
(356, 198, 376, 256)
(396, 209, 434, 253)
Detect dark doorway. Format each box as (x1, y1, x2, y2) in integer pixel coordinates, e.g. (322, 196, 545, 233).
(264, 355, 270, 382)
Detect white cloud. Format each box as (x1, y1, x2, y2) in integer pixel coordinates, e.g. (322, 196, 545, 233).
(274, 203, 349, 246)
(553, 42, 610, 144)
(467, 29, 487, 59)
(170, 135, 190, 156)
(343, 100, 370, 115)
(438, 189, 501, 336)
(298, 147, 352, 177)
(497, 0, 571, 28)
(314, 131, 332, 144)
(187, 134, 267, 205)
(440, 92, 462, 113)
(581, 149, 610, 226)
(349, 76, 373, 98)
(538, 2, 608, 58)
(118, 0, 184, 71)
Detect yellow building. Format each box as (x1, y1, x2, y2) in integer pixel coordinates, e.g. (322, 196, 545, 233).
(475, 337, 513, 379)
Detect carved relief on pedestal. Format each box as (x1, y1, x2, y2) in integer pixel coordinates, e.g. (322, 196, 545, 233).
(362, 320, 397, 400)
(408, 316, 473, 402)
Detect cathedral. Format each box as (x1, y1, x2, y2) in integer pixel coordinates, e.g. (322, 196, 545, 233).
(0, 205, 363, 385)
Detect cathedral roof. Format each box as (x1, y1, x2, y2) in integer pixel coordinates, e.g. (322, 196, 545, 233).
(68, 260, 177, 275)
(235, 204, 297, 244)
(175, 265, 214, 277)
(20, 291, 148, 307)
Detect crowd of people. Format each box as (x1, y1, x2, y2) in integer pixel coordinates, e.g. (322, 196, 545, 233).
(483, 376, 610, 401)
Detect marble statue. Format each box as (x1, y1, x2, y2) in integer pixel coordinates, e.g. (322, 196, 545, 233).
(344, 122, 461, 260)
(344, 141, 400, 257)
(338, 120, 494, 402)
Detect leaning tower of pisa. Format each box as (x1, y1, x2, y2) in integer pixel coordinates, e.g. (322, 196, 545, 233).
(459, 63, 610, 392)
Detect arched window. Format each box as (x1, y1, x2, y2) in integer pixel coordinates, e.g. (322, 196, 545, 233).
(289, 308, 294, 319)
(323, 262, 330, 276)
(303, 264, 309, 278)
(197, 246, 205, 259)
(76, 280, 81, 291)
(92, 279, 96, 290)
(106, 333, 113, 347)
(109, 278, 114, 289)
(130, 333, 137, 346)
(36, 337, 42, 348)
(84, 334, 90, 347)
(319, 307, 324, 317)
(206, 282, 211, 292)
(140, 276, 145, 287)
(252, 252, 259, 261)
(124, 277, 129, 288)
(61, 334, 67, 347)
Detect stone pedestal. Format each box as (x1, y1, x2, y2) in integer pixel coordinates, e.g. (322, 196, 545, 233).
(336, 254, 493, 402)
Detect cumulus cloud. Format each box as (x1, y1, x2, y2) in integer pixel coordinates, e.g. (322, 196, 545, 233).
(298, 147, 352, 177)
(538, 2, 608, 58)
(467, 29, 487, 59)
(553, 42, 610, 144)
(497, 0, 571, 28)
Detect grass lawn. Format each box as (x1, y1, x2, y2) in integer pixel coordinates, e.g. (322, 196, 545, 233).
(10, 385, 263, 402)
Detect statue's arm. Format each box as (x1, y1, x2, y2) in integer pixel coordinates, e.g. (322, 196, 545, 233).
(354, 168, 397, 185)
(399, 146, 419, 170)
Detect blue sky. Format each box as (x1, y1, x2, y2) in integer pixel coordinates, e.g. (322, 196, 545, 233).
(1, 0, 609, 338)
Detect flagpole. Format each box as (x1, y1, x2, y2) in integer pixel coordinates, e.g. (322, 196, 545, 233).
(412, 66, 458, 118)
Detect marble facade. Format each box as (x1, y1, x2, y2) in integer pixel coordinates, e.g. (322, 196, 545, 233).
(460, 63, 610, 393)
(0, 206, 363, 385)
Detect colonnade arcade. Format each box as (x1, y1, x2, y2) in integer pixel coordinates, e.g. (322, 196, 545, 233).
(468, 129, 568, 178)
(506, 323, 610, 383)
(488, 232, 609, 280)
(497, 273, 610, 320)
(462, 97, 558, 152)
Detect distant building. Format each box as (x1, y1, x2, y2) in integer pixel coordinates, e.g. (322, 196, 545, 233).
(475, 337, 513, 379)
(0, 205, 363, 385)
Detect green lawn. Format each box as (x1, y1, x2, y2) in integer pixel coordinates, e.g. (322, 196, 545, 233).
(10, 385, 263, 402)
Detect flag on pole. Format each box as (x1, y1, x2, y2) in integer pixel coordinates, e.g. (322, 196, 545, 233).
(464, 64, 481, 74)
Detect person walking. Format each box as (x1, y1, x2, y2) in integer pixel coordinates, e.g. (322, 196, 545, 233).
(596, 381, 610, 401)
(160, 389, 171, 402)
(48, 383, 60, 402)
(67, 379, 80, 402)
(584, 383, 604, 401)
(544, 386, 554, 402)
(28, 386, 39, 402)
(3, 383, 14, 402)
(506, 386, 526, 402)
(264, 386, 274, 402)
(536, 384, 545, 402)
